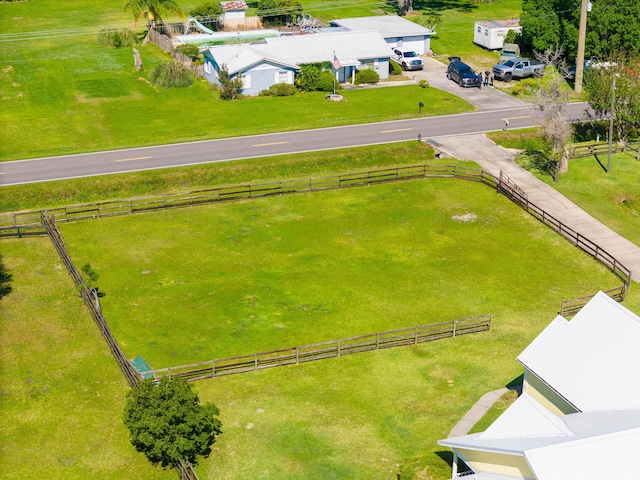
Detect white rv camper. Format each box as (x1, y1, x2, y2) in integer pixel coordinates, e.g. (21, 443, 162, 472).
(473, 20, 521, 50)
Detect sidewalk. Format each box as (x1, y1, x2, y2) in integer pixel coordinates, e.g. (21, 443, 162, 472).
(448, 388, 509, 438)
(429, 133, 640, 282)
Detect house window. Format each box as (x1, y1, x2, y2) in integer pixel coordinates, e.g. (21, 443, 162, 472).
(204, 61, 211, 75)
(242, 74, 251, 89)
(484, 28, 489, 36)
(278, 71, 288, 83)
(477, 26, 481, 33)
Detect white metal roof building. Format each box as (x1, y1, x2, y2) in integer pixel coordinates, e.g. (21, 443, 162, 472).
(203, 44, 299, 96)
(256, 30, 392, 82)
(439, 394, 640, 479)
(518, 291, 640, 413)
(438, 292, 640, 479)
(329, 16, 436, 55)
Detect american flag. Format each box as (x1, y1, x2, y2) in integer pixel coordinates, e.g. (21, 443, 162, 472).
(332, 52, 342, 70)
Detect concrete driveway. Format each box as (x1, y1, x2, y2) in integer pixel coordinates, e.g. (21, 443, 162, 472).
(408, 56, 530, 111)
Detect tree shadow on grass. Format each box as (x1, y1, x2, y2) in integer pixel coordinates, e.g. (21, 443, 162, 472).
(414, 0, 477, 13)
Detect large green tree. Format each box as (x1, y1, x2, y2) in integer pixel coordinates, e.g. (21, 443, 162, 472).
(123, 0, 184, 27)
(584, 61, 640, 145)
(585, 0, 640, 59)
(123, 377, 222, 469)
(520, 0, 640, 61)
(0, 255, 12, 299)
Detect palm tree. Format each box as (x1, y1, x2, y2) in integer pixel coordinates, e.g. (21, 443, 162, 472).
(124, 0, 184, 28)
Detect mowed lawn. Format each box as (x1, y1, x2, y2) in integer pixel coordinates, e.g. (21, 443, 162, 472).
(0, 239, 173, 480)
(3, 174, 635, 480)
(59, 177, 617, 370)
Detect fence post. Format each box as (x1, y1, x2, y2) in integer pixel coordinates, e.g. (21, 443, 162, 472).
(337, 339, 341, 357)
(414, 326, 418, 345)
(254, 353, 258, 371)
(452, 320, 457, 337)
(376, 333, 380, 350)
(296, 346, 299, 365)
(212, 360, 215, 378)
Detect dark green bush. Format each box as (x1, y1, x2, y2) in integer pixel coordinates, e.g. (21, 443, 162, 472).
(97, 28, 137, 48)
(150, 61, 194, 88)
(260, 83, 296, 96)
(317, 70, 341, 92)
(389, 60, 403, 75)
(354, 69, 380, 85)
(189, 2, 223, 16)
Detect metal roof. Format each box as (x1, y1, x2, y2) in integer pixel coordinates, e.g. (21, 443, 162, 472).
(205, 44, 299, 75)
(517, 291, 640, 412)
(475, 19, 521, 29)
(259, 30, 391, 66)
(439, 402, 640, 479)
(330, 15, 435, 37)
(480, 394, 573, 440)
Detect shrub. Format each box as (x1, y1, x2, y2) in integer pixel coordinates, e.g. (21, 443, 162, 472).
(260, 83, 296, 96)
(317, 70, 341, 92)
(354, 69, 380, 85)
(511, 77, 538, 97)
(177, 44, 200, 60)
(97, 28, 137, 48)
(389, 60, 403, 75)
(296, 64, 321, 91)
(189, 2, 223, 17)
(150, 61, 194, 88)
(418, 79, 429, 88)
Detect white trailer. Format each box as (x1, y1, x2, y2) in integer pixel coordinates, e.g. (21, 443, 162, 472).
(473, 20, 521, 50)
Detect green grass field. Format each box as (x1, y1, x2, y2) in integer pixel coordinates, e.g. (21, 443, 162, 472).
(59, 177, 618, 369)
(2, 146, 639, 479)
(0, 239, 173, 480)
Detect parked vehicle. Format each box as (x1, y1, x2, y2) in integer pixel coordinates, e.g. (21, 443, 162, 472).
(492, 57, 545, 82)
(392, 48, 423, 71)
(499, 43, 520, 63)
(446, 57, 480, 88)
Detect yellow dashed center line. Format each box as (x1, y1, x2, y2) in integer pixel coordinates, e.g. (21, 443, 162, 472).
(114, 156, 153, 163)
(381, 128, 414, 133)
(253, 141, 288, 147)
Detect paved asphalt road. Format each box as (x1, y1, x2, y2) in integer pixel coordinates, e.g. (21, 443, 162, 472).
(0, 102, 592, 186)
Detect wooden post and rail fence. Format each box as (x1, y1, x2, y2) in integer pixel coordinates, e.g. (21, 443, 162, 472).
(3, 163, 632, 480)
(144, 314, 492, 382)
(1, 163, 630, 311)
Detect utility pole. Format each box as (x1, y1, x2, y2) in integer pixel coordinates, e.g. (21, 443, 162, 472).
(607, 74, 616, 173)
(575, 0, 589, 93)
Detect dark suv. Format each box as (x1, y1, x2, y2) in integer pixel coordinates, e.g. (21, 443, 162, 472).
(446, 57, 480, 87)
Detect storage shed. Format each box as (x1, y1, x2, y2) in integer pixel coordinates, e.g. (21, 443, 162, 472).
(473, 19, 521, 50)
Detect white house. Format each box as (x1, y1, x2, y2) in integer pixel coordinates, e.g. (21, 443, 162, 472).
(473, 19, 521, 50)
(203, 44, 299, 96)
(438, 291, 640, 479)
(258, 30, 392, 83)
(330, 15, 436, 55)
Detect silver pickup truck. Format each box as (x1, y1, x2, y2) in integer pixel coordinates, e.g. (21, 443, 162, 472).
(492, 58, 545, 82)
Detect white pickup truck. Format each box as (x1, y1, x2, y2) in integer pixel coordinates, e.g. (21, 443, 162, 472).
(492, 58, 545, 82)
(392, 48, 423, 71)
